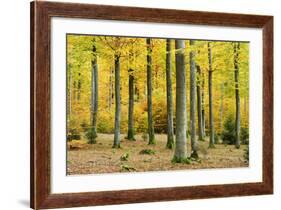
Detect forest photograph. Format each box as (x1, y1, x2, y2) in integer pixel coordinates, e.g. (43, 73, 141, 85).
(66, 34, 249, 175)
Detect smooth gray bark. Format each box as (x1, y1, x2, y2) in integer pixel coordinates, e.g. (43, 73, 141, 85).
(174, 40, 188, 161)
(89, 43, 98, 144)
(189, 40, 198, 158)
(208, 42, 215, 148)
(166, 39, 174, 149)
(234, 43, 241, 149)
(113, 54, 121, 148)
(219, 83, 224, 134)
(68, 66, 72, 120)
(201, 71, 206, 137)
(146, 38, 155, 145)
(127, 67, 135, 140)
(196, 65, 204, 141)
(108, 66, 113, 110)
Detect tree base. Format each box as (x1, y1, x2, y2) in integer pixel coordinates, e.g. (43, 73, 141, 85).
(190, 151, 199, 159)
(208, 143, 215, 149)
(127, 136, 136, 141)
(148, 136, 156, 145)
(172, 156, 191, 164)
(127, 130, 135, 141)
(87, 139, 97, 144)
(235, 144, 240, 149)
(198, 137, 205, 142)
(112, 144, 121, 149)
(148, 140, 156, 145)
(166, 136, 174, 149)
(166, 142, 174, 149)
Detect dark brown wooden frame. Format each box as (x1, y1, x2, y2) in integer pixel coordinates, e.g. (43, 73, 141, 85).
(30, 1, 273, 209)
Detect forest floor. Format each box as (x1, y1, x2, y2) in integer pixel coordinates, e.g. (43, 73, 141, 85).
(67, 134, 248, 175)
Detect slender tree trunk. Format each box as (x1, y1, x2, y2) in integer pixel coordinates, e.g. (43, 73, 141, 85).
(201, 71, 206, 137)
(73, 81, 77, 101)
(146, 38, 155, 145)
(219, 83, 224, 134)
(67, 66, 72, 142)
(174, 40, 188, 161)
(127, 68, 135, 140)
(77, 73, 81, 101)
(108, 66, 113, 110)
(89, 43, 98, 144)
(135, 85, 140, 102)
(186, 71, 190, 139)
(165, 39, 174, 149)
(113, 54, 121, 148)
(196, 65, 204, 141)
(68, 66, 72, 121)
(208, 42, 215, 148)
(189, 40, 198, 158)
(234, 43, 241, 149)
(93, 60, 98, 129)
(243, 96, 247, 144)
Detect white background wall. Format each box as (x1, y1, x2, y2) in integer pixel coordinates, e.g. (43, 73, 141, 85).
(0, 0, 279, 210)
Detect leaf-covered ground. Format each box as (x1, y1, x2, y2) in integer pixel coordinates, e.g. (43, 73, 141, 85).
(67, 134, 248, 175)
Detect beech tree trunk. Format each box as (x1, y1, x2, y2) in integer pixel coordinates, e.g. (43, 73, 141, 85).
(146, 38, 155, 145)
(113, 54, 121, 148)
(108, 66, 113, 110)
(196, 65, 204, 141)
(208, 42, 215, 148)
(234, 42, 241, 149)
(127, 67, 135, 141)
(89, 42, 98, 144)
(189, 40, 198, 158)
(174, 40, 188, 161)
(166, 39, 174, 149)
(68, 66, 72, 121)
(201, 71, 206, 137)
(220, 83, 224, 134)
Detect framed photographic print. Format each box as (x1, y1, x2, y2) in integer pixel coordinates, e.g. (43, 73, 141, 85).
(30, 1, 273, 209)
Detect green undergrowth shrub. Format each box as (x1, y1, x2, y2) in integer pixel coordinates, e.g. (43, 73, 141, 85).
(85, 127, 97, 144)
(67, 128, 81, 141)
(221, 115, 249, 145)
(221, 115, 235, 145)
(240, 127, 249, 145)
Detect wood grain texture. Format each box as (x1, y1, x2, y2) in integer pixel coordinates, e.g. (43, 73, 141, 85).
(262, 17, 274, 193)
(30, 2, 34, 208)
(30, 1, 273, 209)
